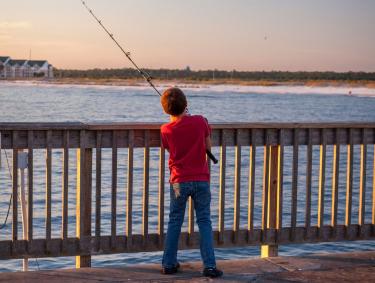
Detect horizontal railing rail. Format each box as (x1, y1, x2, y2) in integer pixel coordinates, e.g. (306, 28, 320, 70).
(0, 122, 374, 267)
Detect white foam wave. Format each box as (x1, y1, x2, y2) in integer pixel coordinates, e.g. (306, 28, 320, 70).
(181, 84, 375, 97)
(1, 80, 375, 97)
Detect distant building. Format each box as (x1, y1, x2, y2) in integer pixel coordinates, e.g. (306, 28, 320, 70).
(0, 56, 11, 78)
(0, 56, 54, 79)
(8, 60, 28, 78)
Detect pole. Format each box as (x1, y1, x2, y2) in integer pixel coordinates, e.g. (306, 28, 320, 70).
(18, 150, 29, 271)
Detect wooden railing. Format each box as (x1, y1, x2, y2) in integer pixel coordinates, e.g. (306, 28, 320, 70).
(0, 122, 374, 267)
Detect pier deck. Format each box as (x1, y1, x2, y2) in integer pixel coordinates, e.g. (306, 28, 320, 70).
(0, 251, 374, 282)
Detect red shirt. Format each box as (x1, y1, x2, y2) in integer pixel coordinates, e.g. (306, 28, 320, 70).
(161, 115, 211, 184)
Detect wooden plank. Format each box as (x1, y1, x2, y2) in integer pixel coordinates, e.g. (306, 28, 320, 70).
(219, 130, 226, 243)
(27, 131, 34, 241)
(111, 131, 118, 247)
(12, 132, 18, 241)
(1, 123, 374, 149)
(2, 122, 375, 132)
(95, 131, 102, 241)
(277, 130, 284, 230)
(346, 129, 354, 227)
(233, 129, 241, 242)
(291, 129, 299, 237)
(62, 130, 69, 239)
(248, 130, 256, 239)
(359, 129, 367, 225)
(3, 224, 375, 259)
(158, 146, 165, 247)
(76, 130, 92, 268)
(45, 130, 52, 240)
(262, 133, 270, 232)
(143, 130, 150, 244)
(126, 130, 134, 248)
(210, 122, 375, 130)
(305, 129, 313, 230)
(268, 145, 279, 234)
(331, 129, 340, 227)
(318, 129, 327, 234)
(261, 144, 279, 257)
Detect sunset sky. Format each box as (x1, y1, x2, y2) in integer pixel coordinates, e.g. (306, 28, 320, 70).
(1, 0, 374, 71)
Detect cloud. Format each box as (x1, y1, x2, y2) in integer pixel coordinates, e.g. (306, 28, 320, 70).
(0, 34, 12, 40)
(0, 21, 32, 30)
(0, 21, 32, 43)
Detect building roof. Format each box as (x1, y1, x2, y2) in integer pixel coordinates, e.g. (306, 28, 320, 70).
(28, 60, 48, 67)
(0, 56, 10, 63)
(7, 60, 28, 66)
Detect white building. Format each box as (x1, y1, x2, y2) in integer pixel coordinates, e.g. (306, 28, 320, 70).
(0, 56, 54, 79)
(27, 60, 54, 78)
(8, 60, 28, 78)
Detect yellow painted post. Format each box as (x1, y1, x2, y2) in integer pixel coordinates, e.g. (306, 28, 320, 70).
(76, 131, 92, 268)
(261, 145, 279, 258)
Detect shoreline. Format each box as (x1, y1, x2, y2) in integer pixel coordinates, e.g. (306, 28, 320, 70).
(1, 78, 375, 89)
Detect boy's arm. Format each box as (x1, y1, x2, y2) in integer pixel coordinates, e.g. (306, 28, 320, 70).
(160, 128, 169, 152)
(203, 117, 212, 151)
(205, 136, 218, 164)
(205, 136, 212, 151)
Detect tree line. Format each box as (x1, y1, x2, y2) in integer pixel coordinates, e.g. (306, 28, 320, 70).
(55, 68, 375, 81)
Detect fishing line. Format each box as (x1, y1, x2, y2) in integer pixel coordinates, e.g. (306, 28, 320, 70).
(80, 0, 161, 96)
(80, 1, 218, 164)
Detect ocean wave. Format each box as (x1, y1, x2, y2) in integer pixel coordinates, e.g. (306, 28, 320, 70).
(1, 80, 375, 97)
(183, 84, 375, 97)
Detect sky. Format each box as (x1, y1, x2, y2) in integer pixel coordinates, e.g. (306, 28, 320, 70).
(1, 0, 374, 71)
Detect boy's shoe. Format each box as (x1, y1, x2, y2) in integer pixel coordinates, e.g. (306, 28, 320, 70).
(203, 267, 223, 278)
(161, 262, 180, 275)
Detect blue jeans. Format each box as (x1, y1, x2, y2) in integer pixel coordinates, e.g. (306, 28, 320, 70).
(162, 181, 216, 269)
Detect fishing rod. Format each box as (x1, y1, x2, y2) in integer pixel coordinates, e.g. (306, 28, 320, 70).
(80, 0, 218, 164)
(80, 0, 161, 96)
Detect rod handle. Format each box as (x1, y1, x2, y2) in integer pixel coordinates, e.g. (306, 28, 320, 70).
(206, 149, 218, 164)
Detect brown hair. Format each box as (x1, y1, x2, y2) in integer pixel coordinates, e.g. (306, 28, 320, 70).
(160, 87, 187, 116)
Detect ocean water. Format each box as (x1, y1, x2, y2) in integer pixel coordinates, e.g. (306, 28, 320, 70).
(0, 81, 375, 272)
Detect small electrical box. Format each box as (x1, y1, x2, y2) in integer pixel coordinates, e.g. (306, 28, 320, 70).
(17, 152, 28, 170)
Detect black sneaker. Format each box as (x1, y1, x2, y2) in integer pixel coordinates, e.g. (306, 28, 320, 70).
(203, 267, 223, 278)
(161, 262, 180, 275)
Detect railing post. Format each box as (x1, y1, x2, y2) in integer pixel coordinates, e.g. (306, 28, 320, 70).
(261, 145, 279, 258)
(76, 131, 92, 268)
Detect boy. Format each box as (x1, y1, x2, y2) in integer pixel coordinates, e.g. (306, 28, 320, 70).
(160, 87, 223, 278)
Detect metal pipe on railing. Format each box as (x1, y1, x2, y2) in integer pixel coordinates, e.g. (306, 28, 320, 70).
(18, 150, 29, 271)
